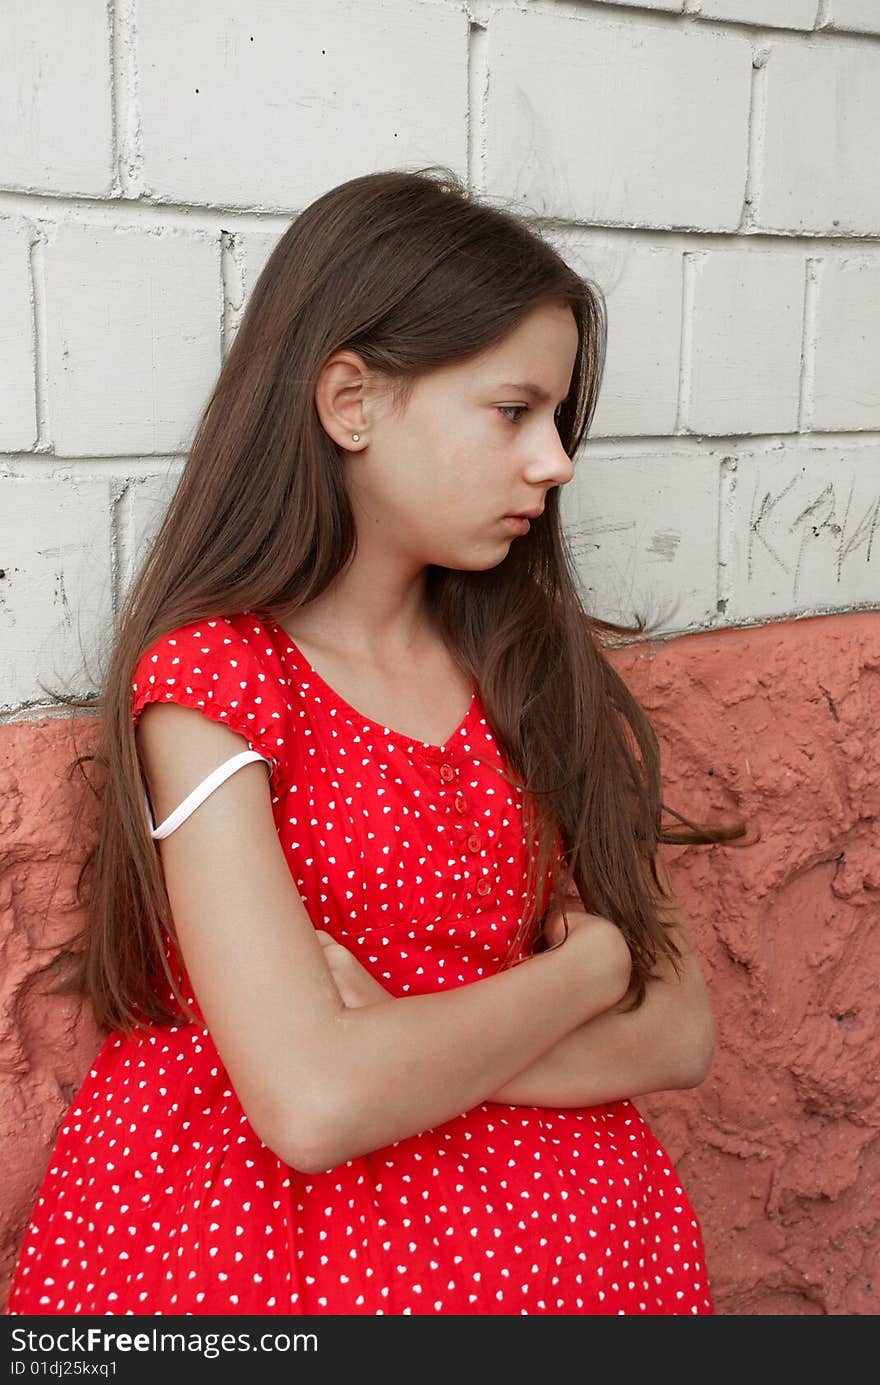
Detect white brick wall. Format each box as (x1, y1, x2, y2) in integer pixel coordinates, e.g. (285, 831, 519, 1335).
(0, 0, 113, 197)
(725, 444, 879, 619)
(1, 477, 115, 709)
(760, 39, 880, 234)
(561, 451, 722, 631)
(0, 222, 37, 451)
(486, 11, 754, 229)
(137, 0, 467, 209)
(685, 250, 805, 436)
(1, 0, 877, 712)
(44, 226, 221, 456)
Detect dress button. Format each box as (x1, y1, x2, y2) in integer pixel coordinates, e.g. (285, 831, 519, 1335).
(453, 793, 468, 814)
(466, 834, 481, 853)
(475, 878, 492, 896)
(439, 763, 455, 783)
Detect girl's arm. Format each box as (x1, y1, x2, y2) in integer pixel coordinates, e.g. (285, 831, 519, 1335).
(320, 858, 715, 1112)
(485, 914, 715, 1106)
(488, 854, 715, 1105)
(308, 910, 630, 1170)
(138, 702, 633, 1176)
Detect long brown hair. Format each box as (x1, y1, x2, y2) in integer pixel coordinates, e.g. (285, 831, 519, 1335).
(41, 165, 750, 1035)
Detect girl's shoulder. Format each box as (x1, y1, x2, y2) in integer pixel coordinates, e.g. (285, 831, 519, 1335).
(132, 610, 285, 684)
(132, 610, 294, 786)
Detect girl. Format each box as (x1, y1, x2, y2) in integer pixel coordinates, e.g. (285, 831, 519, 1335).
(7, 167, 747, 1317)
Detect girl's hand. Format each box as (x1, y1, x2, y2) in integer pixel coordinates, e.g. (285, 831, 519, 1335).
(539, 902, 633, 1008)
(538, 892, 601, 950)
(315, 929, 393, 1009)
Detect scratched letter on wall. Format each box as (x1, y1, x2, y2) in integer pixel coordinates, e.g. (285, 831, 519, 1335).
(730, 449, 880, 620)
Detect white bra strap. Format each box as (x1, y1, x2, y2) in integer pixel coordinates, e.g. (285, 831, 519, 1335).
(141, 749, 272, 840)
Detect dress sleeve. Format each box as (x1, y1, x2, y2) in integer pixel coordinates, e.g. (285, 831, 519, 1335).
(131, 615, 290, 793)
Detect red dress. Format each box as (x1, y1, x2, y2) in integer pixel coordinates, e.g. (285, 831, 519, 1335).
(7, 611, 714, 1316)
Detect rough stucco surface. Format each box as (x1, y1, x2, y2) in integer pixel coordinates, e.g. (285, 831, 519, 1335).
(630, 611, 879, 1316)
(0, 610, 877, 1315)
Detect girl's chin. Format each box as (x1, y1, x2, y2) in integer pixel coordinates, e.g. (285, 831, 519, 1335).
(425, 527, 519, 571)
(448, 549, 513, 573)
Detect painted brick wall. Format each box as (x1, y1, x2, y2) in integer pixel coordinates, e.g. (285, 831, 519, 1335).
(1, 0, 877, 700)
(1, 0, 878, 1316)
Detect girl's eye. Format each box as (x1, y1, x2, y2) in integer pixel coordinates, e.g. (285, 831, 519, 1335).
(497, 405, 565, 425)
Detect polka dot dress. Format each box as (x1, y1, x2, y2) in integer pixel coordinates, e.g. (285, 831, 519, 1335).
(7, 612, 714, 1316)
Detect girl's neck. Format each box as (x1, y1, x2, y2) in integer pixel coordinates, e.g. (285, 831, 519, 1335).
(268, 595, 442, 671)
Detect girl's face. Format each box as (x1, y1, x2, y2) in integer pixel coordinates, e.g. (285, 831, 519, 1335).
(320, 299, 579, 573)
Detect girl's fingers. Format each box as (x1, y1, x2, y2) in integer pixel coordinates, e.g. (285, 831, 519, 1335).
(316, 928, 349, 954)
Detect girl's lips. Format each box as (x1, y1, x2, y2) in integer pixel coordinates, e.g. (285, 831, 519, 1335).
(504, 515, 530, 535)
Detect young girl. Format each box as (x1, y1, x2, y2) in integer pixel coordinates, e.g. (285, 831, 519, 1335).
(7, 167, 746, 1317)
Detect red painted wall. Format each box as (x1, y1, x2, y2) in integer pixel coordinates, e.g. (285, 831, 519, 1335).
(1, 611, 877, 1314)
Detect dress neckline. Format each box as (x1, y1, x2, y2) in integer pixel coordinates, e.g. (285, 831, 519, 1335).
(259, 612, 481, 757)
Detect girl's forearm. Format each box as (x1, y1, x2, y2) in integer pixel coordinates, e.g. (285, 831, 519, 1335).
(292, 926, 630, 1171)
(486, 946, 716, 1108)
(486, 861, 715, 1111)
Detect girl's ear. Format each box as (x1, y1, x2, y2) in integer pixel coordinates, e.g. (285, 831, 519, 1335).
(314, 350, 372, 451)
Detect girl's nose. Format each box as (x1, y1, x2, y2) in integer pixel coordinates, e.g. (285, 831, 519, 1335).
(529, 439, 575, 488)
(554, 445, 576, 486)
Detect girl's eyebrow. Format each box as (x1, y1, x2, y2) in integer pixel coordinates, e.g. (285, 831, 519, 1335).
(494, 381, 567, 406)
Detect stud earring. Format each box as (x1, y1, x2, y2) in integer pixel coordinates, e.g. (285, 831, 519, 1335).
(352, 433, 360, 442)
